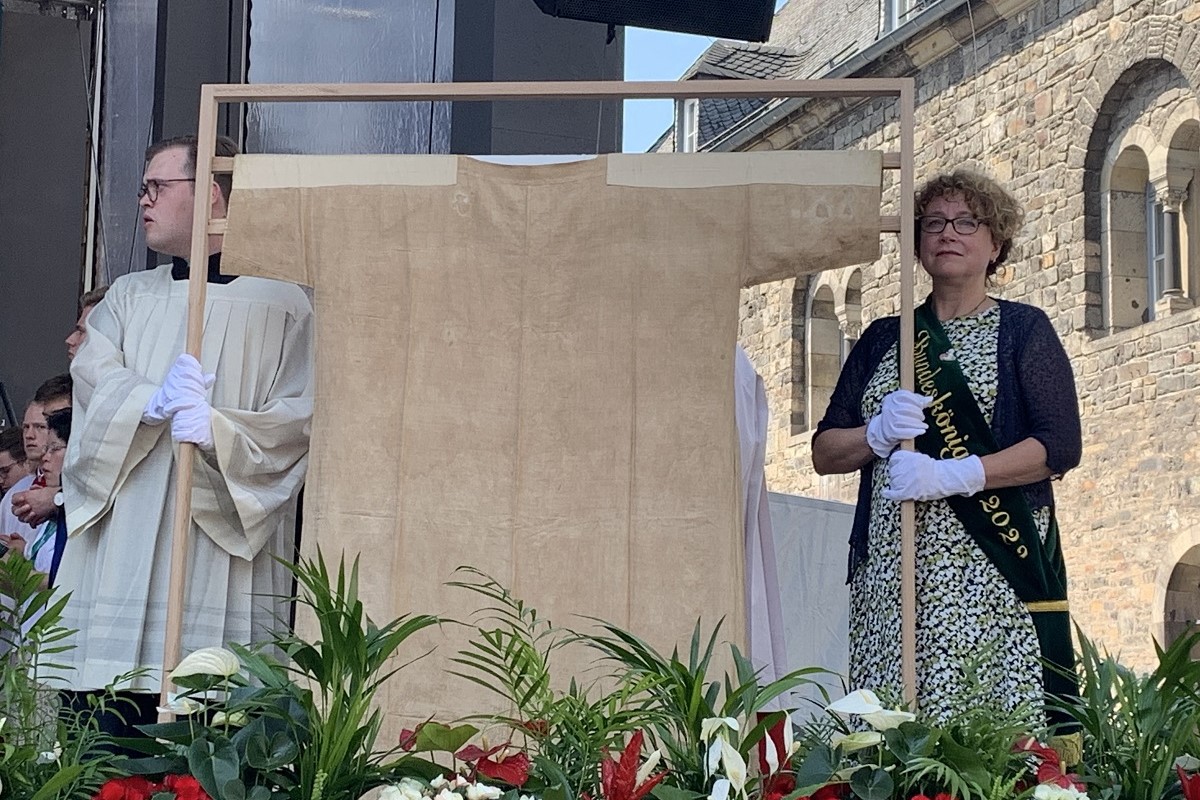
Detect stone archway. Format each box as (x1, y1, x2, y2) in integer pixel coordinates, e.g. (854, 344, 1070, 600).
(1164, 545, 1200, 656)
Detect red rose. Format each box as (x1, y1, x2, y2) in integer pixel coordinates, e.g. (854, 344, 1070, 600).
(94, 776, 162, 800)
(812, 784, 847, 800)
(163, 774, 212, 800)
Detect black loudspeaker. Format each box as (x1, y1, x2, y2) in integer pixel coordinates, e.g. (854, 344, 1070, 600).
(532, 0, 774, 42)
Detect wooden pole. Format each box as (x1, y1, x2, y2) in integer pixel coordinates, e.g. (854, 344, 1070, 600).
(159, 84, 219, 719)
(898, 82, 918, 710)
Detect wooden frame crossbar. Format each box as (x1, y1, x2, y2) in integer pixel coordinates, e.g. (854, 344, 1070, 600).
(168, 78, 918, 715)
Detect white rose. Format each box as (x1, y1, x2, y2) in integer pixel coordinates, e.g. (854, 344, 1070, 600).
(1033, 784, 1088, 800)
(466, 784, 502, 800)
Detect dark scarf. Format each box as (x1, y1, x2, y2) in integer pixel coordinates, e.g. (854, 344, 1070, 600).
(912, 298, 1078, 729)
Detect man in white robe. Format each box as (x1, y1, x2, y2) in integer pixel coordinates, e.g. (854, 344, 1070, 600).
(59, 134, 313, 704)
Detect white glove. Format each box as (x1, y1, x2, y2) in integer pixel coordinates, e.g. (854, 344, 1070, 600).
(865, 390, 932, 458)
(882, 450, 986, 502)
(170, 396, 214, 451)
(143, 354, 215, 425)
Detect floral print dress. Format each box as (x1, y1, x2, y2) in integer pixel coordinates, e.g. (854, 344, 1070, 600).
(848, 305, 1048, 723)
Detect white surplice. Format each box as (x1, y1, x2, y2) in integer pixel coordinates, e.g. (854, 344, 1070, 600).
(58, 264, 313, 692)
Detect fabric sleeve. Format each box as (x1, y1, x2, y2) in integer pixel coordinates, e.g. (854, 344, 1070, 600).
(1014, 307, 1082, 476)
(193, 299, 313, 561)
(64, 282, 167, 536)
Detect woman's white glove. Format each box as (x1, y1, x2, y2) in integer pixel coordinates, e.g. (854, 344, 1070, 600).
(882, 450, 986, 502)
(142, 354, 215, 425)
(866, 390, 931, 458)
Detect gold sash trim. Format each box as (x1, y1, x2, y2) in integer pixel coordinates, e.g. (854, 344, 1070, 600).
(1026, 600, 1069, 614)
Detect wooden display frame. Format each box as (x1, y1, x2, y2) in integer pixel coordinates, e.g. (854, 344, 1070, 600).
(166, 78, 918, 714)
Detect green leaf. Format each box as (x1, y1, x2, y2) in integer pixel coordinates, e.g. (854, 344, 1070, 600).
(850, 765, 894, 800)
(794, 743, 839, 795)
(884, 720, 939, 762)
(650, 785, 706, 800)
(221, 779, 248, 800)
(414, 721, 479, 753)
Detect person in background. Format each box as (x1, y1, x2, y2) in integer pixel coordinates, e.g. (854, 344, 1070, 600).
(11, 375, 72, 527)
(0, 428, 31, 495)
(66, 286, 109, 361)
(1, 409, 71, 588)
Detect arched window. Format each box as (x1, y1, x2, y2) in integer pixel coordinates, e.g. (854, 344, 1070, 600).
(1164, 545, 1200, 657)
(806, 284, 840, 431)
(1164, 118, 1199, 309)
(1103, 144, 1151, 331)
(841, 269, 863, 365)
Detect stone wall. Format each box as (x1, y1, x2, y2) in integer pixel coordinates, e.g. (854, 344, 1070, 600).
(735, 0, 1200, 671)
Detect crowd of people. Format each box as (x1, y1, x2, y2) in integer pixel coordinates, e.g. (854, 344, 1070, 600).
(1, 139, 1080, 747)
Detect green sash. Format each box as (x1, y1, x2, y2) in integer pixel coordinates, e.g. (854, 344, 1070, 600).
(911, 299, 1078, 728)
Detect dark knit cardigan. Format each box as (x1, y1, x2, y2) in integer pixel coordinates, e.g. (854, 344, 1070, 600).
(814, 299, 1082, 582)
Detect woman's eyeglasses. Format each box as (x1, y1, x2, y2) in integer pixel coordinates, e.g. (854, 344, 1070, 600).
(918, 216, 988, 235)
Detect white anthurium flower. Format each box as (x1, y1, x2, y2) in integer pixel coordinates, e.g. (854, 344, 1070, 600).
(763, 732, 780, 774)
(706, 738, 724, 777)
(210, 709, 249, 727)
(156, 696, 204, 716)
(861, 707, 916, 731)
(720, 744, 747, 793)
(36, 742, 62, 764)
(830, 731, 884, 753)
(1176, 754, 1200, 771)
(835, 765, 868, 781)
(466, 783, 502, 800)
(783, 716, 798, 757)
(701, 717, 739, 742)
(1033, 784, 1089, 800)
(169, 646, 240, 680)
(636, 749, 663, 786)
(826, 689, 884, 718)
(707, 778, 731, 800)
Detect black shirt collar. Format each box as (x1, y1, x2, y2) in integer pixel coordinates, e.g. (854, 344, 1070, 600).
(170, 252, 237, 284)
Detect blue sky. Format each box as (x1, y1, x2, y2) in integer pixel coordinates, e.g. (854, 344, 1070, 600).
(621, 28, 715, 153)
(621, 3, 787, 153)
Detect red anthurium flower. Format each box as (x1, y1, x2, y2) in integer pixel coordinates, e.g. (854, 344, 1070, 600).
(399, 726, 421, 751)
(519, 718, 550, 737)
(456, 742, 506, 762)
(597, 731, 667, 800)
(477, 751, 532, 787)
(456, 741, 531, 787)
(909, 795, 933, 800)
(933, 793, 956, 800)
(1178, 766, 1200, 800)
(811, 785, 848, 800)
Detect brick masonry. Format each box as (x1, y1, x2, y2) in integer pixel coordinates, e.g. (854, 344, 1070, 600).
(734, 0, 1200, 672)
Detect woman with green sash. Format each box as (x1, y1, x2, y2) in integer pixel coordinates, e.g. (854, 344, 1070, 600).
(812, 171, 1082, 729)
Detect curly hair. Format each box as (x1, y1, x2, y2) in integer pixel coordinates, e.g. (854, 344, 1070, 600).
(914, 170, 1025, 276)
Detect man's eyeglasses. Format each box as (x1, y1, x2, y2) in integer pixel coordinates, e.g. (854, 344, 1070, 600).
(138, 178, 195, 203)
(44, 443, 66, 456)
(918, 216, 988, 235)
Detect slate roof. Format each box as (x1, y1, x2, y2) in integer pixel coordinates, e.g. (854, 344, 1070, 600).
(651, 40, 804, 152)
